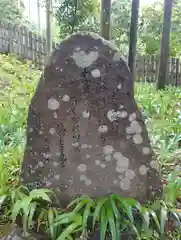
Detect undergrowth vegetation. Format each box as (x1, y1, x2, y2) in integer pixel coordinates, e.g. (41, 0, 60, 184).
(0, 54, 181, 239)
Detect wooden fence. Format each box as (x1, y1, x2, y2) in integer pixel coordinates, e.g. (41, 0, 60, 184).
(0, 22, 181, 85)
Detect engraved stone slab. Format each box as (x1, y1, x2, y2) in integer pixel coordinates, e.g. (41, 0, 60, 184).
(20, 32, 162, 205)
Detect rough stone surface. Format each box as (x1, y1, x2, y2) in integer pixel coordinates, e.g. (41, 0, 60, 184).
(0, 225, 47, 240)
(20, 32, 162, 205)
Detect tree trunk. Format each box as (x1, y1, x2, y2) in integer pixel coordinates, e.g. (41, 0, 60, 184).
(46, 0, 53, 56)
(37, 0, 41, 33)
(156, 0, 173, 90)
(100, 0, 111, 40)
(128, 0, 140, 82)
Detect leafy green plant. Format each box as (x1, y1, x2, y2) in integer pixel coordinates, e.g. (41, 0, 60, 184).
(0, 54, 181, 240)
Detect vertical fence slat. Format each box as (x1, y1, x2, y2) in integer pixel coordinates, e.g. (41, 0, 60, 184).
(175, 58, 179, 86)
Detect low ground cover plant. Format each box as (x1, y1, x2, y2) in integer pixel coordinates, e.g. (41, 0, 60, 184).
(0, 54, 181, 239)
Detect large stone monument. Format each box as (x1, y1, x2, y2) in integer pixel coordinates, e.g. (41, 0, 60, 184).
(20, 32, 162, 206)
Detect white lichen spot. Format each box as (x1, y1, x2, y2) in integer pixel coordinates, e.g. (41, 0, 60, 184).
(139, 165, 148, 175)
(120, 178, 131, 191)
(91, 69, 101, 78)
(116, 156, 130, 171)
(72, 142, 80, 147)
(150, 160, 158, 169)
(103, 145, 114, 155)
(52, 161, 59, 167)
(113, 180, 118, 184)
(88, 145, 92, 148)
(39, 131, 43, 135)
(43, 152, 51, 159)
(83, 110, 90, 118)
(81, 144, 88, 149)
(49, 128, 56, 135)
(117, 83, 122, 90)
(85, 154, 91, 159)
(113, 52, 121, 61)
(126, 121, 142, 134)
(105, 155, 111, 162)
(125, 170, 136, 180)
(95, 160, 101, 166)
(113, 152, 124, 161)
(54, 174, 60, 180)
(72, 50, 98, 68)
(120, 111, 128, 118)
(48, 98, 60, 110)
(116, 166, 127, 173)
(129, 113, 136, 122)
(133, 134, 143, 144)
(80, 175, 87, 181)
(85, 179, 92, 186)
(100, 163, 106, 168)
(53, 112, 58, 119)
(107, 110, 121, 122)
(142, 147, 150, 155)
(78, 164, 87, 172)
(38, 161, 44, 167)
(29, 128, 33, 133)
(62, 94, 70, 102)
(98, 125, 108, 133)
(119, 104, 124, 109)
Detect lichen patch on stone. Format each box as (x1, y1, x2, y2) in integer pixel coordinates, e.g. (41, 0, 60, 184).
(72, 50, 98, 68)
(72, 142, 80, 147)
(139, 165, 148, 175)
(129, 113, 136, 122)
(150, 160, 158, 169)
(126, 120, 142, 135)
(62, 94, 70, 102)
(85, 179, 92, 186)
(49, 128, 56, 135)
(91, 69, 101, 78)
(48, 98, 60, 110)
(98, 125, 108, 133)
(95, 160, 101, 166)
(82, 110, 90, 118)
(117, 83, 122, 90)
(100, 163, 106, 168)
(107, 110, 121, 122)
(103, 145, 114, 155)
(120, 178, 131, 191)
(142, 147, 150, 155)
(105, 155, 111, 162)
(78, 164, 87, 172)
(80, 174, 87, 181)
(133, 134, 143, 144)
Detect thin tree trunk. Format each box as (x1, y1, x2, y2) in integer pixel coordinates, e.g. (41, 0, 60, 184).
(46, 0, 53, 56)
(156, 0, 173, 90)
(100, 0, 111, 40)
(70, 0, 78, 34)
(128, 0, 140, 81)
(29, 0, 31, 20)
(37, 0, 41, 33)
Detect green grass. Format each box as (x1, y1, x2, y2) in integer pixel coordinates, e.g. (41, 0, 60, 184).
(0, 54, 181, 239)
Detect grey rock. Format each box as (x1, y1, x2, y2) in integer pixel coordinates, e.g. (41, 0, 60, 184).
(20, 32, 162, 206)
